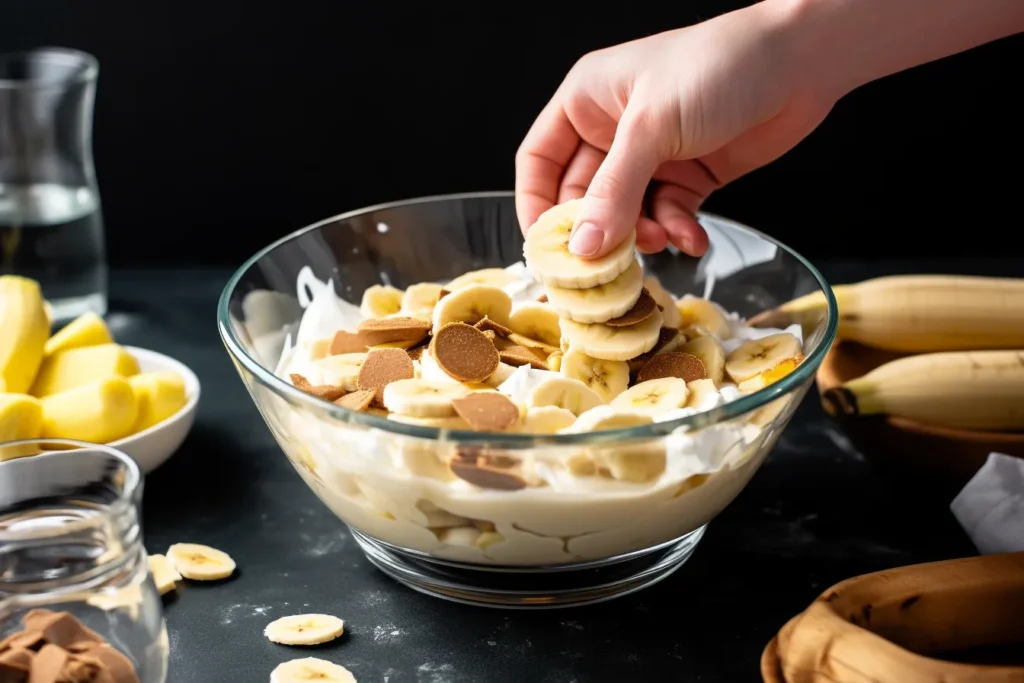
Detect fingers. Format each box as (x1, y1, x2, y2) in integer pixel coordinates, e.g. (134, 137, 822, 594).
(557, 143, 603, 204)
(515, 98, 580, 235)
(649, 183, 709, 256)
(636, 216, 670, 254)
(570, 112, 661, 259)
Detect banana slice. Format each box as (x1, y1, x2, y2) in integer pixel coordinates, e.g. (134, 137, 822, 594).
(483, 362, 517, 388)
(527, 376, 604, 416)
(382, 378, 468, 417)
(684, 378, 720, 410)
(677, 296, 732, 338)
(559, 309, 663, 362)
(559, 348, 630, 403)
(507, 302, 562, 347)
(265, 614, 346, 646)
(446, 267, 519, 290)
(431, 284, 512, 332)
(388, 413, 472, 430)
(400, 282, 445, 321)
(610, 378, 690, 418)
(724, 332, 803, 383)
(546, 350, 563, 372)
(545, 260, 644, 323)
(678, 335, 726, 386)
(523, 199, 637, 289)
(307, 353, 367, 392)
(166, 543, 236, 581)
(360, 285, 404, 319)
(270, 658, 356, 683)
(642, 275, 683, 329)
(736, 355, 803, 393)
(567, 405, 653, 432)
(518, 405, 577, 433)
(148, 554, 181, 596)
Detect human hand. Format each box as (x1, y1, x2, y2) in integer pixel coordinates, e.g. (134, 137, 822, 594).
(515, 0, 838, 259)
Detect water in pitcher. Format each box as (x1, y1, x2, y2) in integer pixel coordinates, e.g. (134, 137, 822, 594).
(0, 182, 107, 321)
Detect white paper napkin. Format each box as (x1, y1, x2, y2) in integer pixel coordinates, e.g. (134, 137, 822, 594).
(950, 452, 1024, 555)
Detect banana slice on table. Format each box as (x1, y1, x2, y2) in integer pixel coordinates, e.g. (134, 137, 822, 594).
(527, 376, 604, 416)
(270, 658, 356, 683)
(643, 275, 683, 329)
(518, 405, 578, 433)
(400, 282, 445, 322)
(445, 267, 519, 290)
(432, 284, 512, 332)
(523, 199, 637, 289)
(360, 285, 404, 319)
(507, 302, 562, 347)
(265, 614, 346, 646)
(677, 296, 732, 339)
(545, 260, 644, 323)
(559, 348, 630, 403)
(147, 554, 181, 596)
(724, 332, 803, 384)
(307, 353, 367, 392)
(382, 378, 468, 417)
(560, 309, 663, 361)
(166, 543, 236, 581)
(678, 335, 726, 386)
(610, 377, 690, 418)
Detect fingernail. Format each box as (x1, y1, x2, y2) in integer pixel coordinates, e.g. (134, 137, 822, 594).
(569, 223, 603, 257)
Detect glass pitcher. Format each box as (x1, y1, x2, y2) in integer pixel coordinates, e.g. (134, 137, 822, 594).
(0, 48, 107, 323)
(0, 440, 168, 683)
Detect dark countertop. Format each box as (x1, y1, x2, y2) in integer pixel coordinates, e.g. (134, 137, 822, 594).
(111, 260, 1013, 683)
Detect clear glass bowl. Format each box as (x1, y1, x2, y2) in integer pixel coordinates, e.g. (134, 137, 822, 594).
(218, 191, 837, 608)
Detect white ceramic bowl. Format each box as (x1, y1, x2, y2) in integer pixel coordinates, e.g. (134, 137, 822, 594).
(108, 346, 201, 473)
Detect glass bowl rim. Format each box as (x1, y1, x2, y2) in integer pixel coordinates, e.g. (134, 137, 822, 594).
(217, 190, 838, 447)
(0, 439, 141, 543)
(0, 47, 99, 91)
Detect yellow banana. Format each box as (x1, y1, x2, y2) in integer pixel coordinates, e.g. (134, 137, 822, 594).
(0, 276, 51, 394)
(769, 552, 1024, 683)
(759, 274, 1024, 353)
(821, 350, 1024, 431)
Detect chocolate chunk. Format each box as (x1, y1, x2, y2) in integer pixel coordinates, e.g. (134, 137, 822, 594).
(636, 351, 707, 384)
(430, 323, 500, 383)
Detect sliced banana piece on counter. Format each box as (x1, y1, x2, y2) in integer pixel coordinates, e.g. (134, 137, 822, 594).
(610, 377, 690, 418)
(527, 376, 604, 417)
(445, 267, 519, 290)
(518, 405, 578, 433)
(642, 275, 683, 329)
(507, 302, 562, 347)
(270, 657, 357, 683)
(166, 543, 236, 581)
(382, 378, 468, 417)
(724, 332, 802, 383)
(431, 284, 512, 331)
(523, 199, 637, 289)
(545, 260, 644, 323)
(360, 285, 404, 319)
(559, 309, 663, 361)
(148, 554, 182, 596)
(265, 614, 346, 646)
(559, 348, 630, 403)
(677, 296, 732, 339)
(399, 282, 445, 322)
(678, 335, 726, 386)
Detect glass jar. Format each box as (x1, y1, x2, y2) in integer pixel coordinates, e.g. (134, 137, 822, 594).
(0, 440, 167, 683)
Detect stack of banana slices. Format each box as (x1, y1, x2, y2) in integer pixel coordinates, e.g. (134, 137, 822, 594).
(763, 552, 1024, 682)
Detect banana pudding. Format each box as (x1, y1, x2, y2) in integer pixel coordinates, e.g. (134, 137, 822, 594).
(266, 199, 807, 568)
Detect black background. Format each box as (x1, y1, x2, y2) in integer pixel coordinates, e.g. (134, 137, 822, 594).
(6, 0, 1023, 267)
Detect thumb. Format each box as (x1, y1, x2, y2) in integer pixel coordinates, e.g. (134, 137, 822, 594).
(569, 113, 661, 259)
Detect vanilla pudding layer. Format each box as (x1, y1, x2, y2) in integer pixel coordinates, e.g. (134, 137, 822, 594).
(265, 264, 801, 566)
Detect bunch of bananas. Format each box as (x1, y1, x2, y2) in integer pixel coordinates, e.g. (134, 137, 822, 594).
(771, 274, 1024, 432)
(0, 276, 188, 460)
